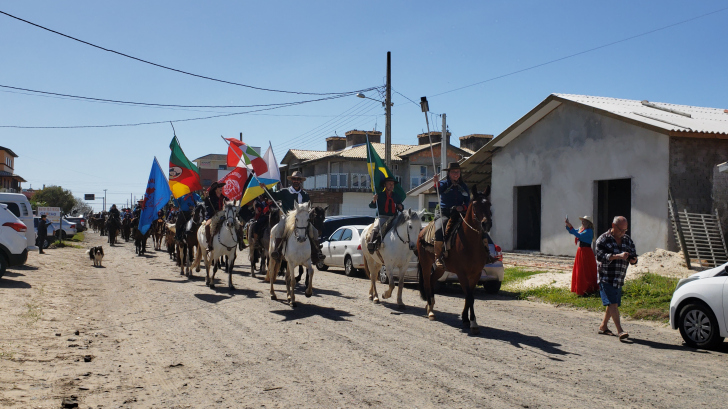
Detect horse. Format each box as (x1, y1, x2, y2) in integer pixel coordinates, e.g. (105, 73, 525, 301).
(197, 202, 241, 290)
(416, 185, 495, 334)
(248, 209, 281, 279)
(131, 217, 150, 255)
(105, 216, 121, 246)
(176, 205, 204, 277)
(361, 209, 426, 308)
(267, 202, 315, 307)
(150, 218, 165, 251)
(165, 221, 177, 261)
(121, 217, 132, 242)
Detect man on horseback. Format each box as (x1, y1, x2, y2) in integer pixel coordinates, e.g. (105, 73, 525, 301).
(432, 162, 470, 272)
(261, 171, 325, 264)
(122, 208, 132, 220)
(109, 204, 120, 219)
(204, 181, 229, 253)
(367, 176, 404, 253)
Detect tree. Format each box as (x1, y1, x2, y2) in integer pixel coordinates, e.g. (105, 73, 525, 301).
(71, 197, 93, 216)
(31, 186, 76, 214)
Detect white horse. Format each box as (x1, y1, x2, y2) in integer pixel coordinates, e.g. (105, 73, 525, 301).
(268, 202, 314, 307)
(196, 202, 241, 290)
(361, 209, 426, 308)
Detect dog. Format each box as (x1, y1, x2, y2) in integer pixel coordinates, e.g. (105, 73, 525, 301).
(86, 246, 104, 267)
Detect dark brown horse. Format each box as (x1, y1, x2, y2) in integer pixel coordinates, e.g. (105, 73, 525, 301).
(150, 217, 165, 251)
(417, 185, 495, 334)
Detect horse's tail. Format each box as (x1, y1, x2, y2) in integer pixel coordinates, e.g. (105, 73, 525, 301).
(418, 262, 427, 301)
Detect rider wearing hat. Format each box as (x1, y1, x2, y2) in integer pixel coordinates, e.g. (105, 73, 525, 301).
(204, 180, 229, 252)
(432, 161, 470, 271)
(261, 170, 325, 264)
(367, 176, 404, 253)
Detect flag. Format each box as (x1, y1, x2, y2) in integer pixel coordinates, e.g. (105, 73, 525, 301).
(366, 141, 406, 202)
(139, 158, 173, 235)
(225, 138, 268, 175)
(173, 192, 200, 212)
(169, 136, 202, 198)
(240, 143, 281, 205)
(220, 167, 249, 201)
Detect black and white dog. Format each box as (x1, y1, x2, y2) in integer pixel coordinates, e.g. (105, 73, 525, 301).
(86, 246, 104, 267)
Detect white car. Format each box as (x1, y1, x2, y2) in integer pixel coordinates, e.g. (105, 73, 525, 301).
(33, 216, 77, 241)
(0, 192, 37, 250)
(378, 232, 505, 294)
(0, 203, 29, 277)
(670, 262, 728, 349)
(318, 225, 367, 276)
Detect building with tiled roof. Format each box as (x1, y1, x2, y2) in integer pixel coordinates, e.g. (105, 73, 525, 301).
(0, 146, 26, 193)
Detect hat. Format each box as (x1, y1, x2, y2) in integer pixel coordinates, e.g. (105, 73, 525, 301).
(578, 215, 593, 224)
(444, 162, 462, 171)
(209, 180, 226, 191)
(287, 171, 307, 181)
(379, 176, 399, 187)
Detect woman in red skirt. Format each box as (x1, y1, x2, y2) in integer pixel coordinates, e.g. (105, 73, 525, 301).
(565, 215, 598, 296)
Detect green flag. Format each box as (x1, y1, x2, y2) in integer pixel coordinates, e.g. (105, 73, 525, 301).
(366, 141, 406, 203)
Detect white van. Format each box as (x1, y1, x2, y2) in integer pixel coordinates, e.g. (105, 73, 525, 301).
(0, 192, 37, 250)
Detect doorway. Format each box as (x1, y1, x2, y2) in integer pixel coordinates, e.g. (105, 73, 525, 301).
(516, 185, 541, 251)
(596, 178, 632, 236)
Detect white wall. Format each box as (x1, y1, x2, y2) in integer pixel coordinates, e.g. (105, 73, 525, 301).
(341, 192, 420, 216)
(490, 103, 670, 256)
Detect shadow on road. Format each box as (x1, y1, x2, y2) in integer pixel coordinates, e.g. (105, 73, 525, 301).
(629, 338, 728, 354)
(269, 303, 354, 322)
(2, 270, 25, 277)
(308, 287, 356, 300)
(194, 293, 233, 303)
(12, 264, 38, 271)
(0, 278, 32, 289)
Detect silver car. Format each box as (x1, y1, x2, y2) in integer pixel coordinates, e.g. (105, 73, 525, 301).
(318, 225, 367, 277)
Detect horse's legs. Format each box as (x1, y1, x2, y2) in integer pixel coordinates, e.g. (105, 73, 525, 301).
(363, 257, 379, 303)
(227, 255, 235, 291)
(304, 261, 314, 298)
(287, 263, 296, 307)
(396, 265, 406, 308)
(268, 257, 278, 300)
(383, 266, 396, 300)
(295, 265, 304, 283)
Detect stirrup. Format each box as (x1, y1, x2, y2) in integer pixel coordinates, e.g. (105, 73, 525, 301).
(271, 250, 281, 261)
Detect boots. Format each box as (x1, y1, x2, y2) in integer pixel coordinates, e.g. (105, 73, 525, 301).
(433, 241, 445, 272)
(205, 224, 213, 252)
(308, 231, 325, 263)
(271, 238, 283, 261)
(443, 216, 458, 244)
(367, 227, 380, 253)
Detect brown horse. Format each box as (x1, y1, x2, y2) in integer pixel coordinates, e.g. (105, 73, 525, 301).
(150, 218, 165, 251)
(417, 185, 495, 334)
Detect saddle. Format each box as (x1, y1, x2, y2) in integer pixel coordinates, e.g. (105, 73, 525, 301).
(419, 216, 462, 253)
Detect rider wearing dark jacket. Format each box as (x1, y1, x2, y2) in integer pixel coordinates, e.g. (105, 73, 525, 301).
(109, 204, 121, 219)
(204, 181, 229, 251)
(367, 177, 404, 252)
(432, 162, 470, 271)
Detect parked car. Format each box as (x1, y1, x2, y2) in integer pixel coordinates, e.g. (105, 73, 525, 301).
(378, 232, 505, 294)
(64, 216, 87, 232)
(0, 192, 37, 250)
(0, 203, 29, 277)
(318, 215, 376, 243)
(318, 225, 368, 276)
(33, 217, 77, 244)
(669, 263, 728, 349)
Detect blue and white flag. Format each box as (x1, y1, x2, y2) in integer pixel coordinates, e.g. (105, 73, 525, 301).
(139, 158, 172, 235)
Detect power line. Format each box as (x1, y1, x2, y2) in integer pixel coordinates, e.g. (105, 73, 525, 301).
(0, 9, 378, 96)
(430, 6, 728, 98)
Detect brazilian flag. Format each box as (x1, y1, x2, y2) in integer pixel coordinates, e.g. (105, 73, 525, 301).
(366, 141, 406, 202)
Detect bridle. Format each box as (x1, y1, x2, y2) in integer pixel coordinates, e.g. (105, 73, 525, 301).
(216, 206, 239, 251)
(293, 211, 309, 243)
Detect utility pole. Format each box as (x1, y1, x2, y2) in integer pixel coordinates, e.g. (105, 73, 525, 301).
(441, 114, 447, 176)
(103, 189, 107, 212)
(385, 51, 392, 169)
(240, 132, 243, 142)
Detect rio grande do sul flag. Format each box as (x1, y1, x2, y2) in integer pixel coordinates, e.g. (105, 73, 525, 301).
(169, 136, 202, 198)
(225, 138, 268, 175)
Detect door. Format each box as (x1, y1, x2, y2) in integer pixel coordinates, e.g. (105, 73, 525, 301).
(327, 229, 345, 267)
(515, 185, 541, 251)
(339, 228, 353, 263)
(596, 179, 632, 236)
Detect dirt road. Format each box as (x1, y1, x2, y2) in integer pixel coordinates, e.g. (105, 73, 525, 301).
(2, 232, 728, 408)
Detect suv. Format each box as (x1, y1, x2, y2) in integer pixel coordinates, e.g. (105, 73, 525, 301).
(0, 192, 37, 250)
(0, 204, 29, 278)
(65, 216, 86, 232)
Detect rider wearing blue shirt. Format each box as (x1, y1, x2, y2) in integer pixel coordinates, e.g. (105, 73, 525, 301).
(432, 162, 470, 270)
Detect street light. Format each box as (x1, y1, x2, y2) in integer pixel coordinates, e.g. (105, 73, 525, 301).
(356, 92, 391, 107)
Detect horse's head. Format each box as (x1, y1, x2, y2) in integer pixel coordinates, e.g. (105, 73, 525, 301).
(292, 201, 311, 243)
(469, 185, 492, 233)
(309, 205, 327, 233)
(223, 202, 239, 230)
(400, 208, 426, 250)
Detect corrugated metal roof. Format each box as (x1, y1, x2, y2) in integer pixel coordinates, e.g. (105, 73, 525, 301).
(555, 94, 728, 135)
(193, 153, 226, 162)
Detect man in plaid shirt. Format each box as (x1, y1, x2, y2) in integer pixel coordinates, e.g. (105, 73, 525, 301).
(595, 216, 638, 340)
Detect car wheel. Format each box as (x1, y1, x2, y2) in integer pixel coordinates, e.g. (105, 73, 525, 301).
(0, 254, 7, 279)
(43, 239, 51, 249)
(379, 268, 388, 284)
(316, 261, 329, 271)
(678, 303, 725, 349)
(482, 280, 502, 294)
(344, 256, 357, 277)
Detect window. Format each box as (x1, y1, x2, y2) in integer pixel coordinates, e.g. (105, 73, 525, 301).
(218, 164, 227, 170)
(1, 202, 20, 217)
(203, 179, 211, 186)
(329, 229, 344, 242)
(340, 229, 353, 241)
(410, 165, 429, 189)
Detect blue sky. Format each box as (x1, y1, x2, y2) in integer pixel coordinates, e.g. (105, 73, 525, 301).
(1, 1, 726, 211)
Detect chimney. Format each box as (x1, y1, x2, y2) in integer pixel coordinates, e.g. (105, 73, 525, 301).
(417, 131, 451, 146)
(345, 130, 381, 147)
(326, 136, 346, 151)
(459, 134, 493, 152)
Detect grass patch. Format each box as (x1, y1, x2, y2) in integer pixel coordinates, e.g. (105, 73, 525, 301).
(22, 302, 42, 324)
(51, 240, 82, 249)
(0, 344, 15, 360)
(502, 267, 548, 287)
(69, 232, 85, 242)
(513, 273, 678, 322)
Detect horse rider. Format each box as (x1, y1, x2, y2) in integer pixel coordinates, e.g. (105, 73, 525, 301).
(432, 162, 470, 271)
(109, 204, 120, 220)
(260, 170, 325, 264)
(367, 176, 404, 253)
(251, 196, 271, 244)
(166, 205, 178, 222)
(204, 181, 229, 253)
(122, 208, 132, 221)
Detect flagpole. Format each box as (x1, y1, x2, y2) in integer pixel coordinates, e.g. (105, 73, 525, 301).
(423, 112, 444, 245)
(365, 132, 379, 218)
(219, 136, 281, 211)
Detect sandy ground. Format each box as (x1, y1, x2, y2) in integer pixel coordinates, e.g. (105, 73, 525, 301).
(2, 233, 728, 408)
